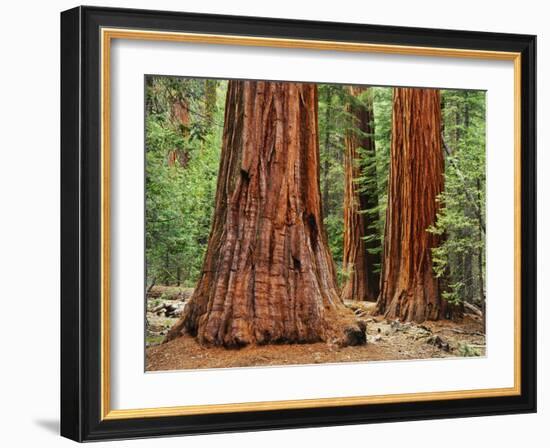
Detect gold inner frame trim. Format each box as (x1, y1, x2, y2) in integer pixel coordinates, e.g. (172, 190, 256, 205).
(100, 27, 522, 421)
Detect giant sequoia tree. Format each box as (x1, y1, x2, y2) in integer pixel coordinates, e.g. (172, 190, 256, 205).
(341, 86, 380, 302)
(375, 88, 445, 322)
(166, 80, 363, 347)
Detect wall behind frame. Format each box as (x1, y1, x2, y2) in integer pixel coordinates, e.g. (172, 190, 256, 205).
(0, 1, 545, 447)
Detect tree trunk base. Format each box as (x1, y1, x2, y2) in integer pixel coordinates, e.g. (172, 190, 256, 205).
(165, 305, 367, 348)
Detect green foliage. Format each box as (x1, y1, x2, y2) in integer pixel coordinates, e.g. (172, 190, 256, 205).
(145, 76, 225, 287)
(458, 342, 481, 357)
(318, 84, 348, 283)
(429, 90, 486, 307)
(440, 282, 464, 306)
(146, 335, 165, 347)
(371, 86, 393, 225)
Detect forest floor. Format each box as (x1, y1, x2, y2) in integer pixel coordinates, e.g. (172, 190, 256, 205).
(145, 286, 485, 371)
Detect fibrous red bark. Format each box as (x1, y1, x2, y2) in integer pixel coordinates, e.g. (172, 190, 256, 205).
(341, 86, 380, 302)
(166, 80, 363, 347)
(375, 88, 445, 322)
(168, 97, 190, 167)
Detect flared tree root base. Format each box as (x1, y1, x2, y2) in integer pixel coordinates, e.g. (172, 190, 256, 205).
(164, 307, 367, 349)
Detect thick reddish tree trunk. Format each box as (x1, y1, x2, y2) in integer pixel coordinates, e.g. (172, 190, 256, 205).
(166, 80, 363, 347)
(341, 86, 380, 302)
(375, 88, 445, 322)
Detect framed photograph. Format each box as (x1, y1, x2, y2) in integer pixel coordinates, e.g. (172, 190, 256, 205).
(61, 6, 536, 441)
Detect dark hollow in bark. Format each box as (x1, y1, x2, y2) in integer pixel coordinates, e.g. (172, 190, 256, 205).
(341, 86, 381, 302)
(166, 80, 362, 347)
(375, 88, 445, 322)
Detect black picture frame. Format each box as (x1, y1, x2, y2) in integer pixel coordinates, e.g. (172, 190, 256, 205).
(61, 5, 536, 442)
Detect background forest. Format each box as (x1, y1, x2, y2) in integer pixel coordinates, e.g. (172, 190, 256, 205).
(145, 76, 486, 316)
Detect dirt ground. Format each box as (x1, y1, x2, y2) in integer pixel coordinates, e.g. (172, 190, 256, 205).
(145, 290, 485, 371)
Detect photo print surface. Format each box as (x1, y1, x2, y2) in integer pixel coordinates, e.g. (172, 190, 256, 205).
(144, 76, 486, 371)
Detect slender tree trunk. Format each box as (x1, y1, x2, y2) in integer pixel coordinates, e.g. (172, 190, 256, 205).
(168, 96, 190, 167)
(341, 86, 380, 302)
(204, 79, 218, 128)
(375, 88, 445, 322)
(166, 80, 364, 347)
(168, 93, 191, 283)
(476, 178, 486, 331)
(321, 88, 333, 219)
(163, 250, 171, 285)
(439, 95, 463, 319)
(146, 277, 157, 295)
(462, 95, 474, 304)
